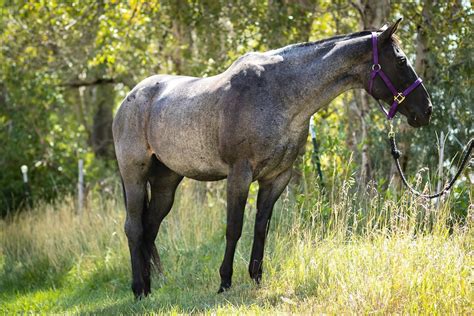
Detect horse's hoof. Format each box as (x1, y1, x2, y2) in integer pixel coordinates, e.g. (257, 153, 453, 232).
(252, 276, 262, 285)
(249, 269, 263, 285)
(132, 285, 151, 300)
(134, 293, 145, 300)
(217, 282, 231, 294)
(249, 261, 263, 284)
(134, 290, 151, 300)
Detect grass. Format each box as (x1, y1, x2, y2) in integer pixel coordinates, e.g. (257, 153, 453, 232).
(0, 178, 472, 314)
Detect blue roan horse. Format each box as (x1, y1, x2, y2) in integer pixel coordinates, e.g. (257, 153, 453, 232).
(112, 18, 432, 298)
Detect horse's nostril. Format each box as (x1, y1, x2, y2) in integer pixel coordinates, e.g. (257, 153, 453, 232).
(425, 106, 433, 115)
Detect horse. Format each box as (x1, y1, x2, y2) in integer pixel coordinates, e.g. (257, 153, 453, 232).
(112, 18, 432, 298)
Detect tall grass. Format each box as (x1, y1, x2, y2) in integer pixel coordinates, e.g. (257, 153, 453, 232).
(0, 178, 472, 314)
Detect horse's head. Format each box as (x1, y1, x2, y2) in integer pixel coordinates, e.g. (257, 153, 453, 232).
(366, 18, 432, 127)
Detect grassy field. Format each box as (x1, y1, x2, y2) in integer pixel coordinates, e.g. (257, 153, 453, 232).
(0, 179, 472, 314)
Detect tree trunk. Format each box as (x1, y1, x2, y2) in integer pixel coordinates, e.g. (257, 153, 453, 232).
(415, 0, 432, 78)
(90, 83, 115, 159)
(389, 0, 433, 184)
(77, 82, 115, 159)
(169, 0, 193, 74)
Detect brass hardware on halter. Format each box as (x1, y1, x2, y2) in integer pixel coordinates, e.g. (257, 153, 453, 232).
(394, 93, 405, 104)
(388, 121, 395, 138)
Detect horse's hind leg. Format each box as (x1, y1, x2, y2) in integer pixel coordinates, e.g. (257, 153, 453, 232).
(143, 156, 183, 276)
(121, 163, 151, 299)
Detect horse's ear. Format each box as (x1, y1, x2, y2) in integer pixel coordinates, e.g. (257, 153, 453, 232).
(379, 17, 402, 43)
(379, 24, 389, 31)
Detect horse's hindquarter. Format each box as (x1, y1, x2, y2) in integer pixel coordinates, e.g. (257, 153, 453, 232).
(148, 76, 229, 180)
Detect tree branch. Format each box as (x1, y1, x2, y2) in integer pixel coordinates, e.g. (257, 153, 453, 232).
(59, 78, 116, 88)
(350, 0, 364, 21)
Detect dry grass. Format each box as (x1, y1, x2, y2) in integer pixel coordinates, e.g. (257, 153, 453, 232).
(0, 179, 472, 314)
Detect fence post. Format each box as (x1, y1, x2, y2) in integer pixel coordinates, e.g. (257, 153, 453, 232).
(20, 165, 32, 208)
(436, 131, 445, 207)
(310, 118, 324, 187)
(78, 159, 84, 215)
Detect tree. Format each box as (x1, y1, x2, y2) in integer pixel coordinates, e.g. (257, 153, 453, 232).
(0, 0, 470, 214)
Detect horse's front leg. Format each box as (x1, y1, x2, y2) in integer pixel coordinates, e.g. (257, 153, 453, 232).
(249, 168, 292, 284)
(218, 160, 253, 293)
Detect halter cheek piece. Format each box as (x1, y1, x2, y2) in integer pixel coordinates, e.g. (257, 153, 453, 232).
(368, 32, 423, 120)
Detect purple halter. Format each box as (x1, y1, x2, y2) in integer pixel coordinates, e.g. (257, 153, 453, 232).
(369, 32, 423, 120)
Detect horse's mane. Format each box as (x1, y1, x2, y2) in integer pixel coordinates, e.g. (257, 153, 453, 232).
(270, 29, 401, 55)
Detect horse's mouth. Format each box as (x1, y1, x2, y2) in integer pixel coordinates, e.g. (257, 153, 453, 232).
(407, 115, 429, 128)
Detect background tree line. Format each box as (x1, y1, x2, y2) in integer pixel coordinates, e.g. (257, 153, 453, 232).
(0, 0, 472, 215)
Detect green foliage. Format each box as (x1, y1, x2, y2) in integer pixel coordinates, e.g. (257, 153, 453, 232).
(0, 1, 472, 214)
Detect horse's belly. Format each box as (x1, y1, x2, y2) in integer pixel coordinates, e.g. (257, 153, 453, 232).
(155, 145, 228, 181)
(148, 113, 228, 180)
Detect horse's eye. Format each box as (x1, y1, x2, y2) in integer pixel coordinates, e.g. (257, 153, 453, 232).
(397, 57, 407, 66)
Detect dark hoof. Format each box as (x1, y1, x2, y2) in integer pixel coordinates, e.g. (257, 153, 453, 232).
(217, 282, 231, 294)
(134, 290, 151, 300)
(134, 293, 145, 300)
(132, 283, 151, 300)
(249, 269, 263, 285)
(251, 275, 262, 285)
(249, 260, 263, 285)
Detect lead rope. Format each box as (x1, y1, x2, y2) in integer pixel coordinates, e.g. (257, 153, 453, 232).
(388, 123, 474, 199)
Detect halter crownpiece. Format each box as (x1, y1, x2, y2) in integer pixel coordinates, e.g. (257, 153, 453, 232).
(368, 32, 423, 120)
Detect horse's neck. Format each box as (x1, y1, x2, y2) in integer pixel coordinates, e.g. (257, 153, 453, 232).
(269, 34, 372, 126)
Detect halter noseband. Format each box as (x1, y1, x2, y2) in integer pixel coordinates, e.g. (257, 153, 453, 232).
(369, 32, 423, 120)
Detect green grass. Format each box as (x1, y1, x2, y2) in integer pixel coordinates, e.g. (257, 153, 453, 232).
(0, 179, 472, 314)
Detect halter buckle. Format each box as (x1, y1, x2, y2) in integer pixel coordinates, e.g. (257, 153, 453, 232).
(394, 93, 405, 104)
(371, 63, 381, 72)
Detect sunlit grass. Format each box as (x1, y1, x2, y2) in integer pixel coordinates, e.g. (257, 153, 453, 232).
(0, 179, 472, 314)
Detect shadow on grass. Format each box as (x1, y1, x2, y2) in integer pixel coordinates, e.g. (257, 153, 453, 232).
(64, 273, 284, 314)
(51, 234, 287, 313)
(1, 210, 293, 313)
